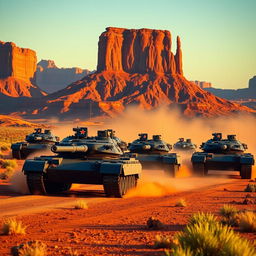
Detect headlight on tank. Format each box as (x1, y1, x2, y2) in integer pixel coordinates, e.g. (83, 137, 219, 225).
(221, 144, 228, 150)
(143, 145, 151, 150)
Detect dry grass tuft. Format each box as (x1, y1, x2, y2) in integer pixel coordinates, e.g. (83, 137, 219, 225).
(11, 240, 46, 256)
(244, 183, 256, 192)
(237, 211, 256, 232)
(146, 217, 164, 230)
(175, 199, 187, 207)
(219, 204, 239, 226)
(153, 235, 177, 249)
(2, 218, 26, 235)
(74, 199, 88, 209)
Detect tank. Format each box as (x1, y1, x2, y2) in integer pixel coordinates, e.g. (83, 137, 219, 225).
(22, 127, 142, 198)
(128, 133, 180, 177)
(191, 133, 254, 179)
(11, 128, 60, 159)
(173, 138, 197, 151)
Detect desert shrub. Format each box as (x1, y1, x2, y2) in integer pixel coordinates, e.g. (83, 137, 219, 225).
(153, 235, 176, 249)
(165, 247, 193, 256)
(244, 183, 256, 192)
(188, 212, 218, 226)
(0, 159, 17, 169)
(237, 211, 256, 232)
(175, 199, 187, 207)
(0, 167, 15, 179)
(219, 204, 239, 226)
(66, 248, 79, 256)
(146, 217, 164, 230)
(74, 199, 88, 209)
(176, 221, 256, 256)
(11, 240, 46, 256)
(0, 143, 10, 152)
(2, 218, 26, 235)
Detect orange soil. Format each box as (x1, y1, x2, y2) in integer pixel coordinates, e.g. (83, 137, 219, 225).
(0, 178, 255, 256)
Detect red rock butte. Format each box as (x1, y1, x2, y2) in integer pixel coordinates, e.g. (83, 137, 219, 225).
(0, 41, 45, 97)
(97, 27, 183, 75)
(9, 27, 255, 118)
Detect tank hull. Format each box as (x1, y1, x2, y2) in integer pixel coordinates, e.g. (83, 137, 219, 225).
(191, 152, 254, 179)
(11, 143, 54, 159)
(135, 153, 180, 177)
(23, 156, 142, 197)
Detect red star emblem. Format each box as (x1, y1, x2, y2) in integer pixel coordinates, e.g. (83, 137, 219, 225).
(80, 130, 86, 135)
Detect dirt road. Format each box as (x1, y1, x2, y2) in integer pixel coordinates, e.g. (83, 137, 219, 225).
(0, 175, 255, 256)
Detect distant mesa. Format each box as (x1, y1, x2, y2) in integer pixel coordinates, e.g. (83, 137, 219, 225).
(200, 76, 256, 110)
(28, 27, 252, 119)
(191, 80, 212, 89)
(0, 41, 45, 97)
(36, 60, 92, 93)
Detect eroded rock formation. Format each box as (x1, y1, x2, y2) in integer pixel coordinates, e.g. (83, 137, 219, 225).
(11, 27, 255, 119)
(192, 80, 212, 89)
(36, 60, 91, 93)
(0, 41, 45, 97)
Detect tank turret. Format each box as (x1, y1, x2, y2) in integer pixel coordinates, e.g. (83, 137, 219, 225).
(128, 133, 179, 177)
(11, 128, 59, 159)
(200, 133, 247, 154)
(173, 138, 197, 151)
(128, 133, 172, 154)
(22, 127, 141, 198)
(191, 133, 254, 179)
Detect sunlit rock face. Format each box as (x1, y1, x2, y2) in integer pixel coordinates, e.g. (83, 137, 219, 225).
(0, 41, 45, 97)
(23, 27, 254, 119)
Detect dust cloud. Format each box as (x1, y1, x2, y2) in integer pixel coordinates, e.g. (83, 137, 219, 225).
(10, 171, 29, 194)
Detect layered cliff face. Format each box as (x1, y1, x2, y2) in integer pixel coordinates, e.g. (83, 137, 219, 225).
(20, 27, 254, 119)
(0, 41, 45, 97)
(36, 60, 91, 93)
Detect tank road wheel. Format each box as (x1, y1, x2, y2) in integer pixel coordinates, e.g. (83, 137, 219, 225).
(192, 163, 206, 176)
(44, 182, 72, 194)
(164, 164, 179, 177)
(12, 150, 22, 160)
(103, 175, 137, 198)
(26, 173, 47, 195)
(240, 165, 252, 179)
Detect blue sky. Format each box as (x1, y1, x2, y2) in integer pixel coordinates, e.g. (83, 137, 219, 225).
(0, 0, 255, 89)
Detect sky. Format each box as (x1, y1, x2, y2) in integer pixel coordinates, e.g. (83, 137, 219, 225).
(0, 0, 255, 89)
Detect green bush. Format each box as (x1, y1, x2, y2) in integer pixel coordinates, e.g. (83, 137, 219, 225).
(188, 212, 218, 226)
(219, 204, 239, 226)
(176, 221, 256, 256)
(238, 211, 256, 232)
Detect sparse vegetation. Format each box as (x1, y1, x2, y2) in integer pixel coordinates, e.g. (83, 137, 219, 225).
(146, 217, 164, 230)
(165, 247, 193, 256)
(11, 240, 46, 256)
(0, 166, 15, 179)
(0, 127, 34, 144)
(188, 212, 218, 226)
(219, 204, 239, 226)
(175, 221, 256, 256)
(0, 159, 17, 179)
(175, 199, 187, 207)
(244, 183, 256, 192)
(0, 142, 10, 152)
(2, 218, 26, 235)
(153, 234, 176, 249)
(74, 199, 88, 209)
(66, 248, 79, 256)
(237, 211, 256, 232)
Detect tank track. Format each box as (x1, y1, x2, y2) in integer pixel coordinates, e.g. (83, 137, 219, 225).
(240, 165, 252, 179)
(192, 163, 207, 176)
(26, 173, 47, 195)
(103, 175, 137, 198)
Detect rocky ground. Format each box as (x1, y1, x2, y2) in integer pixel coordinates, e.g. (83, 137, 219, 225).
(0, 173, 255, 256)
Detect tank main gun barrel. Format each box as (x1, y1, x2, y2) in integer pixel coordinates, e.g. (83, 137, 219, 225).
(51, 145, 88, 153)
